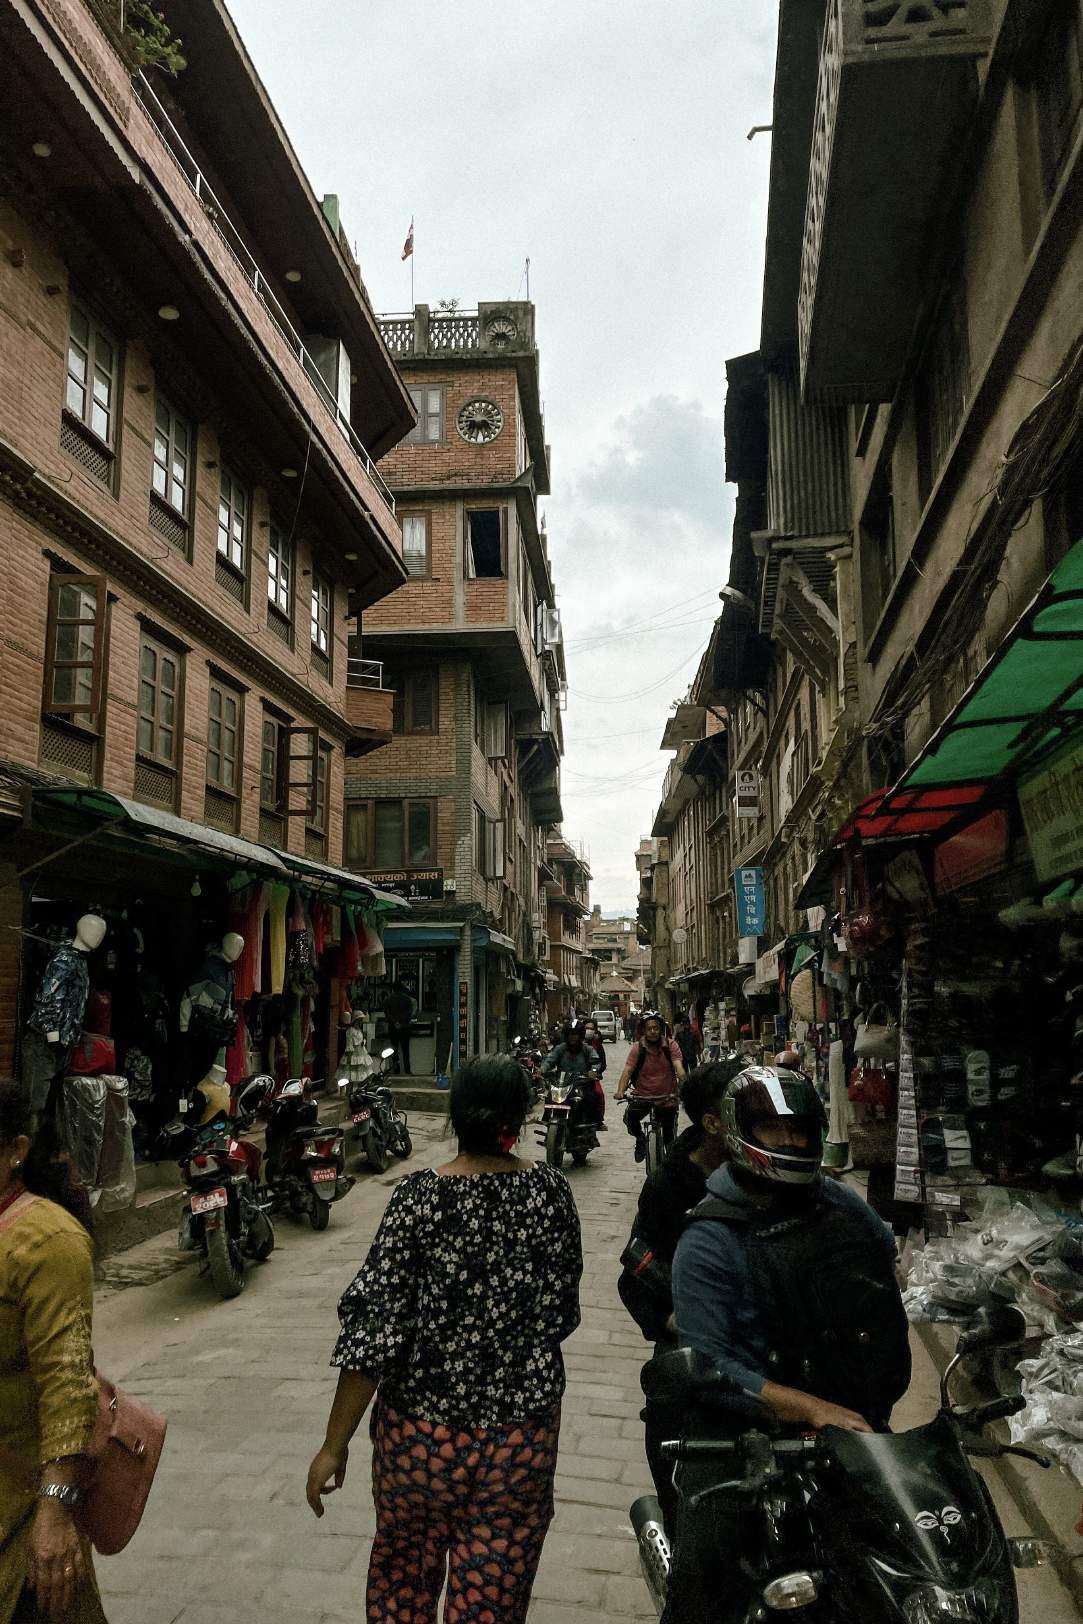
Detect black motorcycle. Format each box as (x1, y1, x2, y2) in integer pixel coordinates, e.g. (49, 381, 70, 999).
(341, 1046, 412, 1173)
(171, 1076, 275, 1300)
(536, 1068, 600, 1169)
(512, 1034, 546, 1105)
(631, 1308, 1051, 1622)
(263, 1075, 353, 1231)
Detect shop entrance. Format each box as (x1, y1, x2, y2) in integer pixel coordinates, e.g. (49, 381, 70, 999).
(376, 951, 453, 1077)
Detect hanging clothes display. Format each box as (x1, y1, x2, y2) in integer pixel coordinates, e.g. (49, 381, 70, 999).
(268, 884, 289, 995)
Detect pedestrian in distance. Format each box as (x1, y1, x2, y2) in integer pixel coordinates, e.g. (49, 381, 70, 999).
(382, 979, 416, 1076)
(306, 1057, 583, 1624)
(673, 1015, 700, 1075)
(615, 1012, 686, 1161)
(0, 1082, 106, 1624)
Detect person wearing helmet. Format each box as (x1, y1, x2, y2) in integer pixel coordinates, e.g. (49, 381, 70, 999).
(615, 1011, 685, 1161)
(660, 1065, 910, 1624)
(542, 1020, 606, 1127)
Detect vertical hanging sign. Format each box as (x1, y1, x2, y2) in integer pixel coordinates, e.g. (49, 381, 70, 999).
(734, 867, 766, 937)
(734, 769, 760, 819)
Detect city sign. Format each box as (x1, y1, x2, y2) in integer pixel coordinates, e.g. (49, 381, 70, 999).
(734, 768, 760, 818)
(734, 866, 766, 936)
(365, 867, 445, 901)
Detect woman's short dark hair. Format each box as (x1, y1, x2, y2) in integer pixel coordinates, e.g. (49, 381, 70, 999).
(681, 1059, 744, 1128)
(449, 1057, 531, 1156)
(0, 1080, 94, 1234)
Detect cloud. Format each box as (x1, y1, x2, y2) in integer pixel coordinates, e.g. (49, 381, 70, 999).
(577, 397, 727, 529)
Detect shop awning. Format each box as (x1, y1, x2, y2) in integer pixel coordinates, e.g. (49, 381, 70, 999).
(382, 922, 463, 948)
(882, 537, 1083, 810)
(33, 786, 288, 878)
(266, 848, 407, 912)
(472, 926, 516, 954)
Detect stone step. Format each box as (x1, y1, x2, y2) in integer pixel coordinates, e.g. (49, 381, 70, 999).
(385, 1076, 450, 1115)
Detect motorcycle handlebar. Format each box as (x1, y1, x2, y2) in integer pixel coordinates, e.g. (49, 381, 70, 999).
(961, 1394, 1027, 1427)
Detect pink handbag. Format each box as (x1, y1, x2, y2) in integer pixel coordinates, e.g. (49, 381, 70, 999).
(76, 1374, 167, 1555)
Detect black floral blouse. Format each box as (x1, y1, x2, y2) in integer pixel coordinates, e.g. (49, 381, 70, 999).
(332, 1164, 583, 1428)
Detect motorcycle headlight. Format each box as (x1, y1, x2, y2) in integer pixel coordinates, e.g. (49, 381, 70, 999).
(764, 1571, 820, 1610)
(548, 1083, 571, 1103)
(902, 1579, 1000, 1623)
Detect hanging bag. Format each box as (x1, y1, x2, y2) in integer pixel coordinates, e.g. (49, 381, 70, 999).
(76, 1373, 168, 1555)
(854, 1002, 898, 1061)
(847, 1061, 895, 1111)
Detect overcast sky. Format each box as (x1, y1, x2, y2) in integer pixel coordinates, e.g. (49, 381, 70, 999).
(229, 0, 777, 909)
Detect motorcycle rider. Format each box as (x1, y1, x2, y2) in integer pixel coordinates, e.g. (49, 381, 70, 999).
(619, 1060, 741, 1535)
(661, 1064, 910, 1624)
(543, 1020, 606, 1128)
(615, 1012, 685, 1161)
(583, 1020, 607, 1077)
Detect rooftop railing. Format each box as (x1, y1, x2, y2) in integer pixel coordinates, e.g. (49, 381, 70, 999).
(347, 657, 385, 689)
(132, 72, 396, 517)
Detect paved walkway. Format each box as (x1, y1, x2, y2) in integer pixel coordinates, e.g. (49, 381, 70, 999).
(92, 1101, 655, 1624)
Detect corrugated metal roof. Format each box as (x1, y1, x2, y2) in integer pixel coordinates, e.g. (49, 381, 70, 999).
(766, 369, 850, 537)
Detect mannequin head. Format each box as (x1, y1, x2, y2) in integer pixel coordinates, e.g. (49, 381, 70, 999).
(220, 932, 244, 964)
(72, 915, 106, 954)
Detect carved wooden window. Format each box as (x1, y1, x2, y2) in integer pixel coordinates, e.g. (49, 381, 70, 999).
(66, 302, 118, 447)
(138, 639, 181, 767)
(405, 385, 445, 444)
(391, 668, 437, 735)
(207, 679, 241, 793)
(346, 799, 435, 868)
(267, 523, 292, 621)
(43, 573, 107, 722)
(311, 574, 331, 659)
(217, 469, 248, 575)
(260, 712, 288, 811)
(152, 397, 191, 517)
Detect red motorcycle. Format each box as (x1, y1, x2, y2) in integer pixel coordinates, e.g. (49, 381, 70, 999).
(262, 1076, 352, 1231)
(172, 1076, 275, 1300)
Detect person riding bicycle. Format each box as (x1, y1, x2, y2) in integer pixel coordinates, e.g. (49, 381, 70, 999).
(543, 1020, 605, 1127)
(660, 1064, 910, 1624)
(615, 1012, 685, 1162)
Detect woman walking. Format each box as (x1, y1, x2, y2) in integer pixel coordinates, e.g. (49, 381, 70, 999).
(0, 1083, 105, 1623)
(307, 1056, 582, 1623)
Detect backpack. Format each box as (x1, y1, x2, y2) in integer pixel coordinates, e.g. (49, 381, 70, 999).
(687, 1192, 911, 1426)
(630, 1040, 676, 1087)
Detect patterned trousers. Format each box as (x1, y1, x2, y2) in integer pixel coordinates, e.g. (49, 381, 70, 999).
(367, 1399, 560, 1624)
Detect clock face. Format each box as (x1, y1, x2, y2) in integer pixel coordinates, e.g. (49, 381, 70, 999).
(457, 399, 504, 444)
(486, 315, 519, 347)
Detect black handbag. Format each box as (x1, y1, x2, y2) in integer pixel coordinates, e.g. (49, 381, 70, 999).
(188, 1001, 237, 1047)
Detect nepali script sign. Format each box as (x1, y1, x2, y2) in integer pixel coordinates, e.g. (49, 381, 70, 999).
(1019, 738, 1083, 882)
(734, 866, 766, 937)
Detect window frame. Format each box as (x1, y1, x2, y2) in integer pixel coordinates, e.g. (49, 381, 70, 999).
(216, 468, 249, 578)
(42, 572, 108, 724)
(473, 802, 506, 879)
(267, 522, 293, 624)
(346, 798, 436, 869)
(391, 667, 439, 736)
(260, 710, 289, 813)
(400, 510, 432, 579)
(483, 700, 508, 760)
(464, 506, 507, 580)
(310, 572, 332, 663)
(137, 636, 182, 769)
(206, 676, 242, 795)
(405, 385, 445, 445)
(309, 742, 332, 835)
(151, 395, 192, 520)
(65, 300, 119, 450)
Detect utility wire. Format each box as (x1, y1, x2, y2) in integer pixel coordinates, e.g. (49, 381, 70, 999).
(568, 638, 710, 704)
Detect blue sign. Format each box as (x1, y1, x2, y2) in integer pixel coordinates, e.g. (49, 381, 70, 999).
(735, 866, 766, 937)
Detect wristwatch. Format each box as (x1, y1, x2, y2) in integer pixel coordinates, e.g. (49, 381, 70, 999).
(37, 1483, 81, 1509)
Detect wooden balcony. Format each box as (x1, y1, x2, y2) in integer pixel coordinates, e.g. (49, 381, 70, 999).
(798, 0, 991, 401)
(344, 660, 393, 757)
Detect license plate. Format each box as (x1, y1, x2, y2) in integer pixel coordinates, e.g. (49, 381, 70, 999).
(352, 1110, 370, 1123)
(191, 1187, 228, 1215)
(546, 1104, 571, 1113)
(310, 1166, 337, 1183)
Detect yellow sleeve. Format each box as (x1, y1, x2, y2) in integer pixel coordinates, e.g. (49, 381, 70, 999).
(18, 1223, 99, 1465)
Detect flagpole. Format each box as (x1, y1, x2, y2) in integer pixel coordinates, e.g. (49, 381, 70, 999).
(411, 228, 415, 308)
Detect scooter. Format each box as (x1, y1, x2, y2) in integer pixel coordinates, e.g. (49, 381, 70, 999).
(341, 1046, 413, 1173)
(172, 1076, 275, 1300)
(536, 1069, 601, 1169)
(631, 1308, 1052, 1622)
(263, 1075, 353, 1231)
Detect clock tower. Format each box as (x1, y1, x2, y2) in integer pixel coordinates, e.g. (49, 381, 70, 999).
(346, 302, 566, 1078)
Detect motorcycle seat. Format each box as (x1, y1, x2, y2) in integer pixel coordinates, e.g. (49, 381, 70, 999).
(291, 1124, 337, 1141)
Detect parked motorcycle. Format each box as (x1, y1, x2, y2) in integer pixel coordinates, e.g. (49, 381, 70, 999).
(341, 1046, 412, 1173)
(512, 1034, 546, 1105)
(631, 1307, 1051, 1622)
(263, 1075, 353, 1231)
(173, 1075, 275, 1299)
(536, 1069, 600, 1169)
(626, 1087, 680, 1176)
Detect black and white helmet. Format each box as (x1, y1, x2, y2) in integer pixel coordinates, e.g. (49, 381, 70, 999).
(721, 1066, 826, 1186)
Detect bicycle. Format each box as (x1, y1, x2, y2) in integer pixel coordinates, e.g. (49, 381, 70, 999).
(625, 1088, 679, 1176)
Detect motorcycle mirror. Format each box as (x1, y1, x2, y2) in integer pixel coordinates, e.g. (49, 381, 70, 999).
(512, 1034, 522, 1045)
(956, 1303, 1028, 1356)
(337, 1077, 349, 1090)
(381, 1046, 396, 1060)
(640, 1348, 738, 1405)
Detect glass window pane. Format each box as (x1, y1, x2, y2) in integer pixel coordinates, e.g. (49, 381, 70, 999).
(155, 399, 170, 434)
(374, 801, 403, 867)
(94, 334, 114, 375)
(346, 805, 369, 867)
(427, 389, 441, 413)
(152, 462, 167, 497)
(52, 667, 75, 706)
(411, 671, 434, 731)
(92, 370, 111, 407)
(70, 306, 89, 347)
(54, 622, 79, 663)
(208, 747, 220, 779)
(209, 688, 221, 719)
(160, 728, 174, 761)
(91, 403, 109, 440)
(65, 378, 86, 418)
(67, 342, 87, 384)
(174, 418, 189, 454)
(223, 758, 235, 790)
(224, 695, 237, 727)
(141, 645, 156, 680)
(407, 801, 433, 864)
(161, 657, 176, 690)
(137, 716, 154, 754)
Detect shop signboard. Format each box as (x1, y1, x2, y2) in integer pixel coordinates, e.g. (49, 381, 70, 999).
(1018, 737, 1083, 881)
(734, 769, 760, 819)
(754, 940, 784, 989)
(734, 866, 765, 936)
(365, 867, 445, 901)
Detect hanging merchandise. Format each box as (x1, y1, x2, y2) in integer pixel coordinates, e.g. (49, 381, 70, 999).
(854, 1002, 899, 1061)
(269, 883, 289, 995)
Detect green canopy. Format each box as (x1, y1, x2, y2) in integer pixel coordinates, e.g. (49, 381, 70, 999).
(887, 538, 1083, 802)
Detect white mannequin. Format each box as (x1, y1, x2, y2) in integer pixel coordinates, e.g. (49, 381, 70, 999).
(219, 931, 244, 964)
(73, 914, 107, 954)
(179, 933, 245, 1034)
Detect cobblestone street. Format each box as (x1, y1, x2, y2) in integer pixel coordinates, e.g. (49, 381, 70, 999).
(91, 1091, 657, 1624)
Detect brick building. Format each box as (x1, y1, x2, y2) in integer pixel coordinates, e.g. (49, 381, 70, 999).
(350, 302, 567, 1065)
(543, 834, 592, 1025)
(0, 0, 412, 1081)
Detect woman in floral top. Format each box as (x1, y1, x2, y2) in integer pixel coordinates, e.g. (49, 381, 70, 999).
(307, 1057, 582, 1623)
